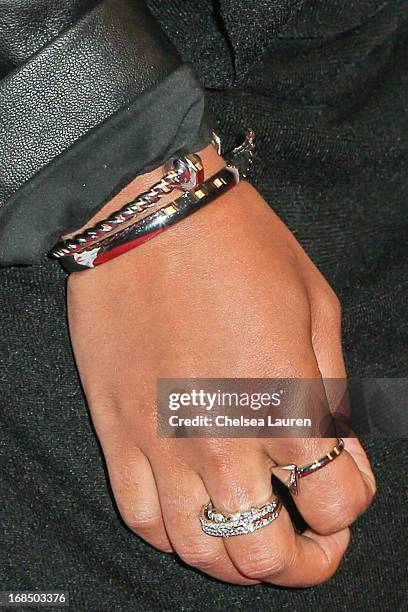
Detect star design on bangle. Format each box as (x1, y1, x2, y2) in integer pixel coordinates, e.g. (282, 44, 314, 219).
(73, 247, 100, 268)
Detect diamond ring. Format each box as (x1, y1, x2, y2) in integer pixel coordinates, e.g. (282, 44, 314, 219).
(199, 498, 282, 537)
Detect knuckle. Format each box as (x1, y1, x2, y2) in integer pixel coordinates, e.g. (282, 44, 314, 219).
(120, 507, 163, 536)
(156, 543, 174, 553)
(317, 516, 347, 535)
(203, 447, 234, 474)
(120, 508, 172, 552)
(352, 490, 372, 520)
(275, 437, 321, 465)
(340, 485, 370, 521)
(177, 546, 223, 571)
(150, 540, 174, 554)
(319, 286, 342, 325)
(238, 551, 286, 580)
(365, 477, 377, 503)
(314, 497, 363, 535)
(312, 560, 341, 585)
(317, 546, 346, 584)
(354, 488, 372, 516)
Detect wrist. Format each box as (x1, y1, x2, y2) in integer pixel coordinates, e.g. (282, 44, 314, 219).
(68, 179, 257, 291)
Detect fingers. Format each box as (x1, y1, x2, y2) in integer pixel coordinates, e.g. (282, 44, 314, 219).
(267, 437, 374, 535)
(104, 444, 174, 552)
(342, 437, 377, 497)
(262, 274, 375, 535)
(197, 447, 349, 586)
(150, 457, 258, 585)
(308, 279, 377, 500)
(225, 507, 350, 587)
(100, 431, 353, 586)
(196, 440, 273, 515)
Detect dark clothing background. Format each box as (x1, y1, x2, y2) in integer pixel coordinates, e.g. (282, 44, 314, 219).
(1, 1, 408, 610)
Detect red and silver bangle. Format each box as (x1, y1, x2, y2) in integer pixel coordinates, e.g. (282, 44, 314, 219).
(51, 152, 206, 259)
(52, 129, 256, 271)
(58, 165, 239, 272)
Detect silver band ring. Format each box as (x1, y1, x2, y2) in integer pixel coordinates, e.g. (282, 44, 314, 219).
(272, 438, 345, 496)
(199, 498, 282, 537)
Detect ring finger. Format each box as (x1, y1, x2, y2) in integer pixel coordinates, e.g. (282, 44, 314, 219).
(198, 446, 350, 586)
(267, 436, 373, 535)
(150, 453, 257, 585)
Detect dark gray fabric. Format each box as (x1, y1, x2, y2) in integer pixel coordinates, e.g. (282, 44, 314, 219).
(0, 262, 406, 611)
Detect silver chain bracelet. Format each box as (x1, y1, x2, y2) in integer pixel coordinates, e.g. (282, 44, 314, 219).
(51, 154, 205, 258)
(51, 130, 255, 259)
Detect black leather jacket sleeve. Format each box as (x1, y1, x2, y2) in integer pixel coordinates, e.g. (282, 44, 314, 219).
(0, 0, 213, 265)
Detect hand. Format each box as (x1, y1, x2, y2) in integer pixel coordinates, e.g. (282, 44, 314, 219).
(67, 179, 376, 586)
